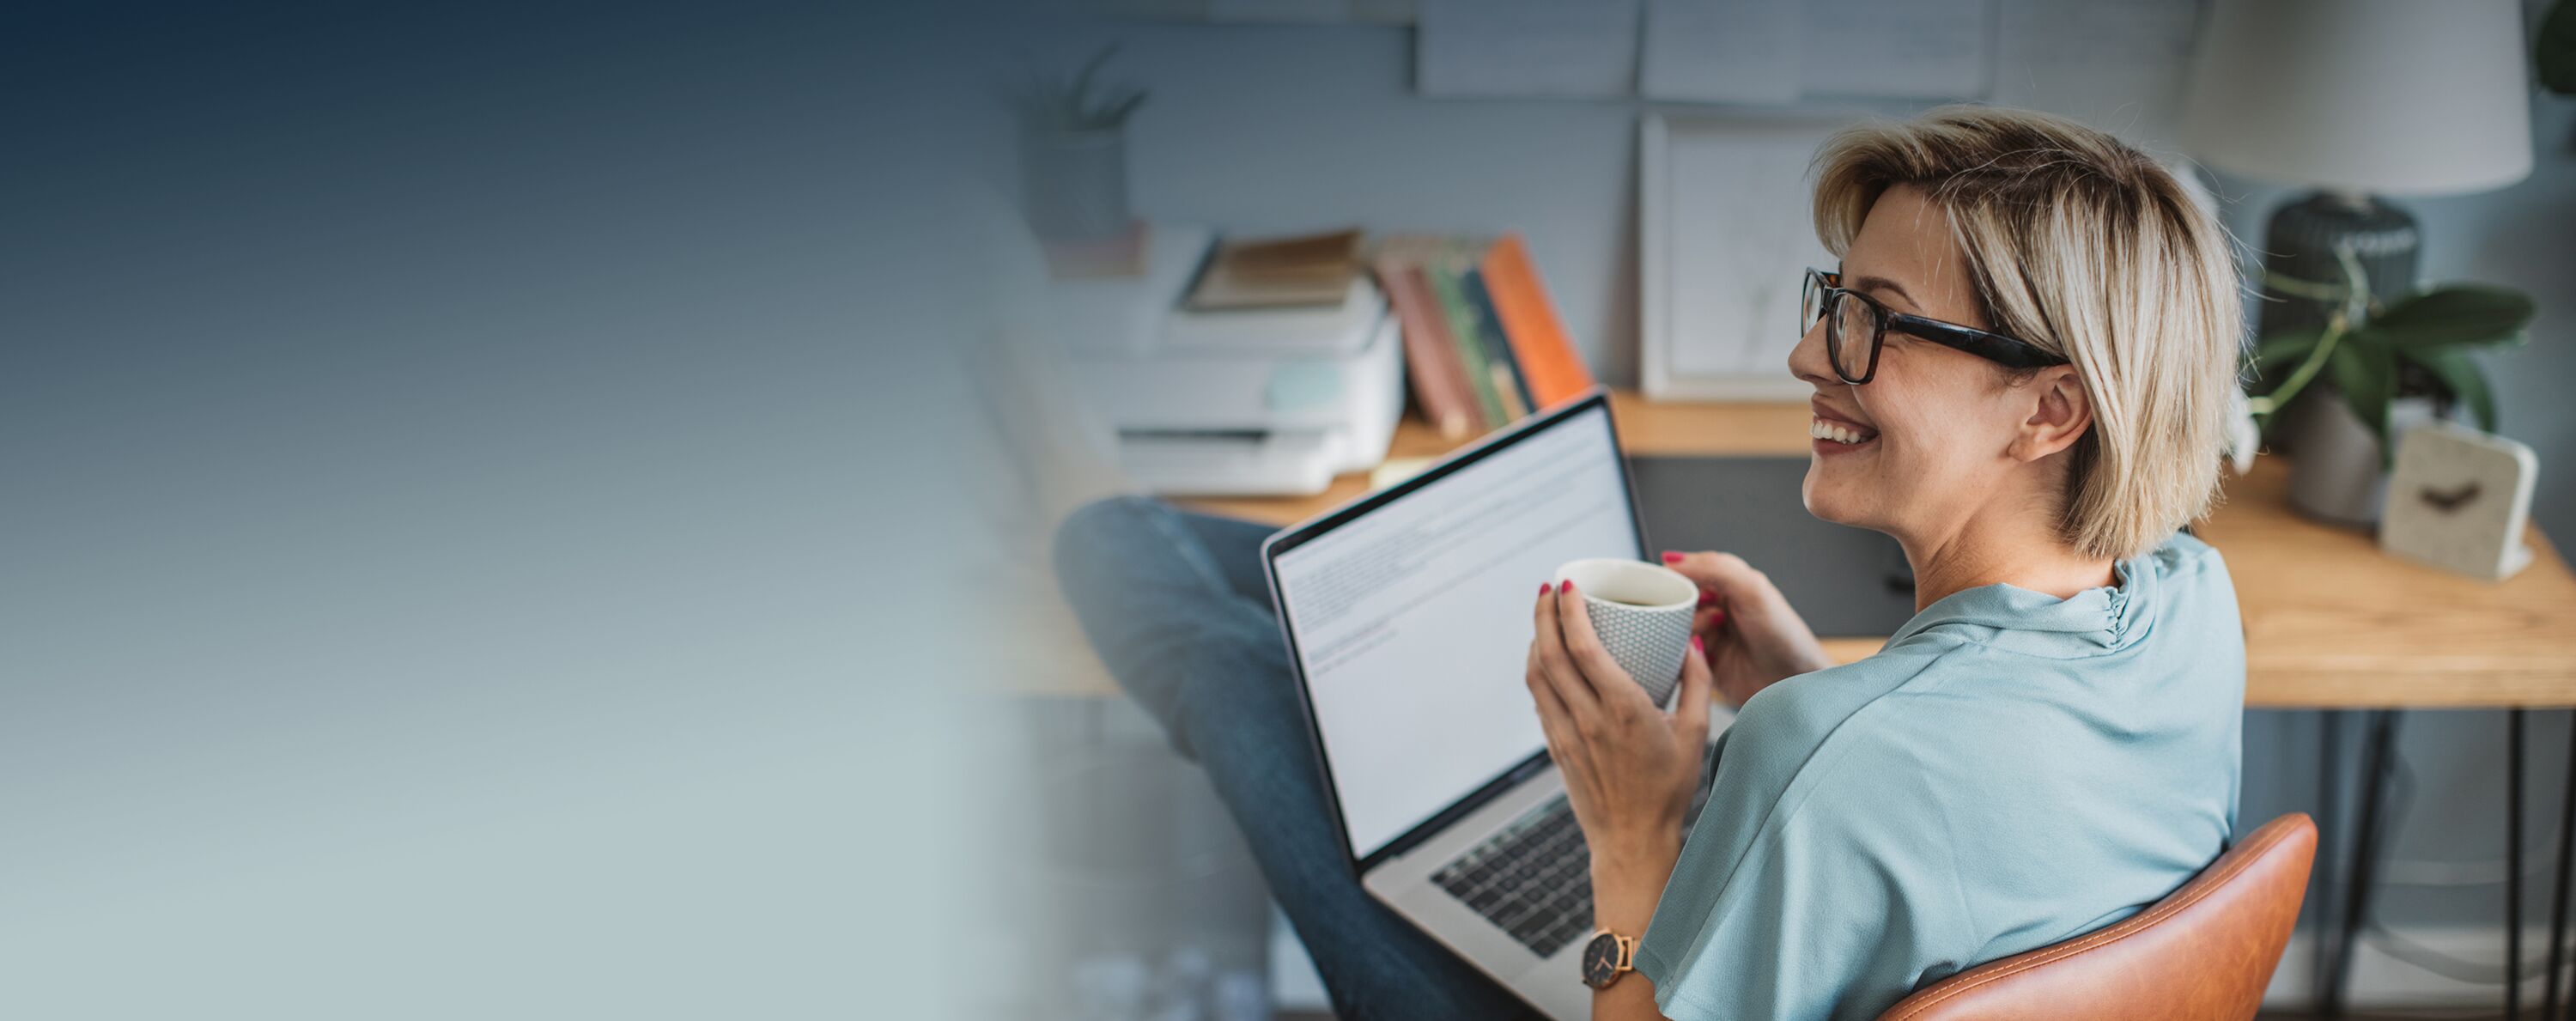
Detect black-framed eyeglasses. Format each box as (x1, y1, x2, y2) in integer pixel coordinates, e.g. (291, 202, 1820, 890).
(1801, 268, 2068, 385)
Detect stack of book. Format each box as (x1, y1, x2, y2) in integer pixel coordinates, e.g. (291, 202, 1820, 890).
(1183, 228, 1365, 312)
(1169, 228, 1382, 357)
(1376, 233, 1595, 440)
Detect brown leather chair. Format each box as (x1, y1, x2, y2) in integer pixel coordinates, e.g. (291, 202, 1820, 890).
(1879, 813, 2317, 1021)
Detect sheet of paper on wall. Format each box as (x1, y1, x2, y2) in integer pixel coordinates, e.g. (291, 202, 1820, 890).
(1207, 0, 1352, 21)
(1416, 0, 1641, 98)
(1990, 0, 2202, 147)
(1102, 0, 1416, 21)
(1797, 0, 1992, 99)
(1638, 0, 1802, 104)
(1656, 119, 1840, 395)
(1344, 0, 1416, 23)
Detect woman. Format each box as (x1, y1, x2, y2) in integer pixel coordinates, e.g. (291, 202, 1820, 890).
(1054, 106, 2245, 1021)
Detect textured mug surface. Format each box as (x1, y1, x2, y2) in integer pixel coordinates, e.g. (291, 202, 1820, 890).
(1552, 558, 1698, 708)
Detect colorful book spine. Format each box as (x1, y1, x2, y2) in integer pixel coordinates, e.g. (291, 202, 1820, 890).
(1461, 267, 1536, 419)
(1425, 260, 1510, 430)
(1376, 258, 1484, 438)
(1480, 233, 1596, 410)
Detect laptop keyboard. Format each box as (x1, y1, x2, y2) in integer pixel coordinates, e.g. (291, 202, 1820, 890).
(1430, 744, 1722, 960)
(1430, 796, 1594, 958)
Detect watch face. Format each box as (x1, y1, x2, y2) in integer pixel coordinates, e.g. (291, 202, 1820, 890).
(1582, 933, 1620, 988)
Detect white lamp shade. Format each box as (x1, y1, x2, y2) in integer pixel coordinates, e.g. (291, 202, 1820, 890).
(2181, 0, 2533, 197)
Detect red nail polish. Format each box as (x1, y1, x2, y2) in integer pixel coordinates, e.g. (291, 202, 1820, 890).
(1690, 635, 1704, 653)
(1540, 581, 1552, 595)
(1697, 590, 1718, 607)
(1661, 551, 1683, 564)
(1559, 580, 1575, 593)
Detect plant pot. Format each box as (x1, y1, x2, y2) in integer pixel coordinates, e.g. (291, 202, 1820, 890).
(2281, 384, 2439, 526)
(1019, 127, 1130, 242)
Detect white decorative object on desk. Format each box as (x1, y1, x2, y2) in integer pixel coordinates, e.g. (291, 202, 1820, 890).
(2379, 422, 2538, 581)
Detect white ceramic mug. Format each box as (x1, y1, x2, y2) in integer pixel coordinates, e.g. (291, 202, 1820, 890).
(1552, 558, 1698, 708)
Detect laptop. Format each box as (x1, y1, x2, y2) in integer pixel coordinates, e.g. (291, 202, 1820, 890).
(1260, 390, 1722, 1019)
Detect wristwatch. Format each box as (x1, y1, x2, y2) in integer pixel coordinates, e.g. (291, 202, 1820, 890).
(1580, 929, 1637, 990)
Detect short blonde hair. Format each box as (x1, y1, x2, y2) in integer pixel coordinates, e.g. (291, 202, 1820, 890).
(1810, 106, 2243, 562)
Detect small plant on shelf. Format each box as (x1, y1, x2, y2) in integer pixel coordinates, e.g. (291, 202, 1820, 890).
(1006, 44, 1150, 250)
(1006, 44, 1148, 134)
(2245, 245, 2536, 466)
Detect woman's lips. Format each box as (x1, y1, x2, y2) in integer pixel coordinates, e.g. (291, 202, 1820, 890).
(1814, 417, 1875, 443)
(1809, 397, 1878, 455)
(1808, 415, 1879, 446)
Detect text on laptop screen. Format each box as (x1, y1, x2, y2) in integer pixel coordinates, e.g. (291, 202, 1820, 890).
(1272, 404, 1641, 860)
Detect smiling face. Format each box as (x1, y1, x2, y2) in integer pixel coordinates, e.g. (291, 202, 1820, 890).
(1789, 185, 2063, 545)
(1799, 106, 2240, 566)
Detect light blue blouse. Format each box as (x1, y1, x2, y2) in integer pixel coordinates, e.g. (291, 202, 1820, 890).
(1637, 531, 2245, 1021)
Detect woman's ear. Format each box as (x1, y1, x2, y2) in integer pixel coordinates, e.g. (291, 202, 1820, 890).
(2010, 366, 2092, 463)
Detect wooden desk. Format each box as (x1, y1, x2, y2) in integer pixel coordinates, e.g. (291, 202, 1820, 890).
(1167, 391, 2576, 710)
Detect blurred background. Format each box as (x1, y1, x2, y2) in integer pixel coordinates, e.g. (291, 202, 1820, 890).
(7, 0, 2576, 1018)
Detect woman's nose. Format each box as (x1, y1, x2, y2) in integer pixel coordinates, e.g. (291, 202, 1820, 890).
(1787, 315, 1840, 386)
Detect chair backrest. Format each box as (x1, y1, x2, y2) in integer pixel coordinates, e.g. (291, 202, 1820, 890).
(1878, 813, 2317, 1021)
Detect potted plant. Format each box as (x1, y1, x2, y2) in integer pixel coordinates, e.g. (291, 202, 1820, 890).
(1009, 44, 1148, 244)
(2245, 245, 2536, 524)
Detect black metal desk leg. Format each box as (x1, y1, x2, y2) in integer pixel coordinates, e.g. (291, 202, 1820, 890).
(2326, 710, 2399, 1019)
(2512, 708, 2527, 1019)
(2316, 709, 2346, 1017)
(2549, 710, 2576, 1021)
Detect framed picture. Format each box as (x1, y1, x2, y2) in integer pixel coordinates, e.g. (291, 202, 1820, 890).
(1639, 112, 1857, 399)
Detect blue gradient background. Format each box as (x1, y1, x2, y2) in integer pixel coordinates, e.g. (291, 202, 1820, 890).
(4, 2, 1025, 1016)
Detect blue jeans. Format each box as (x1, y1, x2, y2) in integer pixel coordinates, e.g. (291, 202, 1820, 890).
(1054, 495, 1546, 1021)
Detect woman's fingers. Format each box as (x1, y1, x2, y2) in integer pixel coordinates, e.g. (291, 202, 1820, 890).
(1555, 581, 1654, 718)
(1525, 621, 1584, 769)
(1526, 639, 1571, 725)
(1693, 605, 1730, 639)
(1532, 581, 1598, 715)
(1662, 550, 1769, 611)
(1699, 598, 1729, 624)
(1673, 634, 1715, 744)
(1660, 550, 1753, 584)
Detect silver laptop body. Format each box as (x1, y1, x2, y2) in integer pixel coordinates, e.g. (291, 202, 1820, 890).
(1261, 391, 1716, 1019)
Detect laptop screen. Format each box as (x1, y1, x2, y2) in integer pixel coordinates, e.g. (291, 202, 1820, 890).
(1268, 398, 1643, 864)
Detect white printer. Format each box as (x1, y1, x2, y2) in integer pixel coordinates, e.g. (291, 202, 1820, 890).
(1049, 225, 1404, 496)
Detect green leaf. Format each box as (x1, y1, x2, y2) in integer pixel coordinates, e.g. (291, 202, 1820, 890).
(2401, 347, 2500, 433)
(2252, 331, 2319, 374)
(2328, 330, 2397, 465)
(2367, 285, 2537, 349)
(2263, 271, 2349, 304)
(2543, 0, 2576, 94)
(2251, 320, 2349, 416)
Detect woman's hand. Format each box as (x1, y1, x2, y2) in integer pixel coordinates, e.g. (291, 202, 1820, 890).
(1660, 551, 1834, 708)
(1527, 580, 1714, 935)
